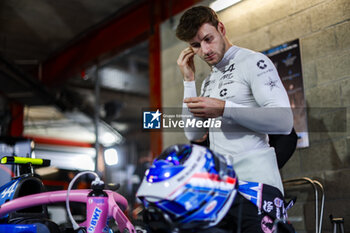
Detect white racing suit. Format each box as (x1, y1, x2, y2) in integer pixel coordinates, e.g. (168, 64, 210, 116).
(183, 45, 293, 194)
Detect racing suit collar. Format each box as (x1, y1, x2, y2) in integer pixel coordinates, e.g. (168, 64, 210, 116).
(214, 45, 239, 72)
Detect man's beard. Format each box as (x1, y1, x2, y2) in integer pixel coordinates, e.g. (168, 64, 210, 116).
(206, 45, 226, 66)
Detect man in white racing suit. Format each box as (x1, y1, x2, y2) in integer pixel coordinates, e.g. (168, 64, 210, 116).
(176, 6, 294, 233)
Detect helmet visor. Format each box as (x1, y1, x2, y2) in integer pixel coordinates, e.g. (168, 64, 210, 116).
(157, 144, 192, 166)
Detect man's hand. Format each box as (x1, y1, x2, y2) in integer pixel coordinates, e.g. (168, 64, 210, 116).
(184, 97, 225, 118)
(177, 47, 196, 81)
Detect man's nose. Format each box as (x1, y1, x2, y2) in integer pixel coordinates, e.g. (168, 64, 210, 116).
(201, 42, 211, 54)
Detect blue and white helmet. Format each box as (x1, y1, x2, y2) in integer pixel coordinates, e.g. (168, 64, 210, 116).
(136, 144, 237, 230)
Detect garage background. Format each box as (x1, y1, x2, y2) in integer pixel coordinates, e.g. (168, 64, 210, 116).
(0, 0, 349, 232)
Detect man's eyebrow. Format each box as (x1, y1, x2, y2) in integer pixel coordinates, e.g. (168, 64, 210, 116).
(202, 34, 212, 40)
(190, 34, 211, 46)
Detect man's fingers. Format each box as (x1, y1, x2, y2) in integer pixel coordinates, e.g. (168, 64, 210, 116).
(183, 52, 195, 66)
(177, 49, 195, 64)
(189, 108, 206, 117)
(184, 97, 203, 103)
(186, 103, 204, 109)
(189, 108, 204, 114)
(184, 97, 224, 118)
(184, 47, 194, 54)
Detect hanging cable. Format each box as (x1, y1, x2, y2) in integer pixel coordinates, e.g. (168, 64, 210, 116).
(66, 171, 100, 230)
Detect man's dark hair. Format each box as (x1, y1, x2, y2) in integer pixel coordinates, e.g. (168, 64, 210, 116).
(176, 6, 219, 41)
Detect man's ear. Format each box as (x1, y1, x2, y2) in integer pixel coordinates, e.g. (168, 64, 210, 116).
(217, 22, 226, 36)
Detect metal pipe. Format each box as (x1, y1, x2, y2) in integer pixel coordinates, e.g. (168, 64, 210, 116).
(313, 180, 325, 233)
(94, 65, 100, 172)
(283, 177, 320, 233)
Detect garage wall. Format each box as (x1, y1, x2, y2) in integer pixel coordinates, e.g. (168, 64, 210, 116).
(219, 1, 349, 232)
(161, 0, 349, 232)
